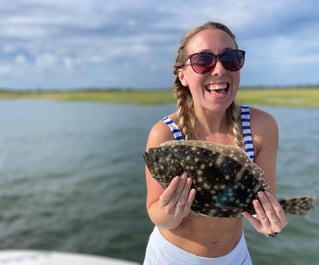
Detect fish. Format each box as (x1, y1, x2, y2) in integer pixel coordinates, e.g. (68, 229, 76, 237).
(143, 140, 315, 218)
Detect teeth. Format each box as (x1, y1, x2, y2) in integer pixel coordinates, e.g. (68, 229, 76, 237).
(206, 83, 228, 91)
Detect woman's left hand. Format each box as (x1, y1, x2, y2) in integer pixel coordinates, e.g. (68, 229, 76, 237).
(242, 191, 288, 235)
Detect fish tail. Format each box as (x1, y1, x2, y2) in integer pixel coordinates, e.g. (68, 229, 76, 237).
(279, 196, 315, 215)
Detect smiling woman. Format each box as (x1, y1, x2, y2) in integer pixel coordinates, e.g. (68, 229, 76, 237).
(142, 20, 288, 265)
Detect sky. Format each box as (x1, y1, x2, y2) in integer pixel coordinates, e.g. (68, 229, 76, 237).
(0, 0, 319, 90)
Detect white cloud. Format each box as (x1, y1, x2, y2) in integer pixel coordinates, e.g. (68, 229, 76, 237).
(0, 0, 318, 89)
(35, 53, 57, 69)
(15, 55, 27, 65)
(3, 45, 16, 54)
(0, 65, 12, 75)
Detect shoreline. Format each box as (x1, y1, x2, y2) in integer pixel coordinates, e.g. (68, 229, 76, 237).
(1, 88, 318, 108)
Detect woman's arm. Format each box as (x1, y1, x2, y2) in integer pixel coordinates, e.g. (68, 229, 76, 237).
(242, 108, 288, 234)
(145, 121, 196, 230)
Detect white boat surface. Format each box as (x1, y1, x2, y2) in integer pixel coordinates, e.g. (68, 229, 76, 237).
(0, 250, 140, 265)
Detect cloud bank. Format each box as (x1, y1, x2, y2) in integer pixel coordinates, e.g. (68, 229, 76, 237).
(0, 0, 318, 89)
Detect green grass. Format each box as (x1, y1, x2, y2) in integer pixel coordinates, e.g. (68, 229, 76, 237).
(0, 87, 318, 107)
(0, 90, 175, 105)
(236, 88, 319, 108)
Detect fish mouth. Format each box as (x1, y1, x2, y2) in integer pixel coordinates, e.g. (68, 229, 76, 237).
(205, 82, 230, 95)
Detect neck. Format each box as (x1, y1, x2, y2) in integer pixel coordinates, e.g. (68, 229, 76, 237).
(191, 109, 234, 145)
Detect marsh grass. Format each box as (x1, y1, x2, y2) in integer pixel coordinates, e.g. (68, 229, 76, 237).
(0, 90, 175, 105)
(1, 87, 318, 107)
(237, 88, 319, 108)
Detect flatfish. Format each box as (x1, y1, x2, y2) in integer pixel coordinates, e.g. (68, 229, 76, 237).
(144, 140, 314, 218)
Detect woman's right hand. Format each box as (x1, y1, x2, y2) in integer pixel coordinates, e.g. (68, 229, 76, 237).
(158, 172, 196, 220)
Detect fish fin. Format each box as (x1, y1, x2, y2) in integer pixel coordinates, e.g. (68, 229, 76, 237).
(279, 196, 315, 215)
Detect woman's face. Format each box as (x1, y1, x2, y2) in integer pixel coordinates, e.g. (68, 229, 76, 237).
(178, 28, 241, 113)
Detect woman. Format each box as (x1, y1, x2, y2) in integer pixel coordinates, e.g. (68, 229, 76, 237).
(143, 21, 287, 265)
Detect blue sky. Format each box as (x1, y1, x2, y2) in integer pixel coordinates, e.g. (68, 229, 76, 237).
(0, 0, 318, 90)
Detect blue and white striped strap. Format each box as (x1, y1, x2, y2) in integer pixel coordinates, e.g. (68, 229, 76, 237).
(162, 109, 254, 160)
(240, 105, 255, 161)
(161, 116, 184, 140)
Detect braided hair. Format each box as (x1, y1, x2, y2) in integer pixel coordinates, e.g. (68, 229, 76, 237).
(173, 22, 244, 149)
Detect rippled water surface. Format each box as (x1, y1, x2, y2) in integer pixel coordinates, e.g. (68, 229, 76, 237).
(0, 100, 318, 264)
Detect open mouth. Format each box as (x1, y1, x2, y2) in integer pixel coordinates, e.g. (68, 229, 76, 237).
(205, 83, 230, 94)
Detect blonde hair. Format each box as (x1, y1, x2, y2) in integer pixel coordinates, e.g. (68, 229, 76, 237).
(173, 21, 243, 148)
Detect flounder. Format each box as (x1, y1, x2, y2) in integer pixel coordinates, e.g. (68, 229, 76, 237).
(144, 140, 315, 218)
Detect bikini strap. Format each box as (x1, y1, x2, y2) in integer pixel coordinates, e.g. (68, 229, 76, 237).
(240, 105, 255, 161)
(162, 109, 255, 161)
(161, 116, 184, 140)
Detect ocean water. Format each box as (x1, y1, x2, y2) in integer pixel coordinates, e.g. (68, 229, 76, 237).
(0, 99, 318, 264)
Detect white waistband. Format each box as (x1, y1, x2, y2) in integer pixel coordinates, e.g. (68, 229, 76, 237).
(143, 226, 252, 265)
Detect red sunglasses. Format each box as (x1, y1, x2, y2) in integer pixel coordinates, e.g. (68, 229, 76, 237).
(185, 49, 245, 74)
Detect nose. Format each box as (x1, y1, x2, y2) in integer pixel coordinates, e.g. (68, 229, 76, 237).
(211, 59, 227, 76)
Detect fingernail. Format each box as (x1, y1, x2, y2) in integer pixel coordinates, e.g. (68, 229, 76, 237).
(266, 191, 274, 198)
(257, 192, 266, 200)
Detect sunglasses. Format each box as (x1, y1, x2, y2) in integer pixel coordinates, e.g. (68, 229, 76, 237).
(185, 49, 245, 74)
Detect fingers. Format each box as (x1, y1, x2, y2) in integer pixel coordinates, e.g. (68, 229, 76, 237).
(158, 176, 180, 208)
(264, 192, 287, 223)
(175, 178, 196, 217)
(159, 172, 195, 217)
(159, 173, 187, 207)
(257, 192, 287, 231)
(242, 191, 288, 234)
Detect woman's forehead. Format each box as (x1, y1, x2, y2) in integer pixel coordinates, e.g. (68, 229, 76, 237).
(186, 28, 237, 54)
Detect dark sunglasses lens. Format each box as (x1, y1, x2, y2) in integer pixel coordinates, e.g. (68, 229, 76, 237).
(190, 53, 215, 74)
(220, 50, 245, 71)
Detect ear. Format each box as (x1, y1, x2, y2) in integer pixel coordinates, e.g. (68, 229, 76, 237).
(177, 69, 188, 87)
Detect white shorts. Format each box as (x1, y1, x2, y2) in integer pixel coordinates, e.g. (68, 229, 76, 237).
(143, 226, 252, 265)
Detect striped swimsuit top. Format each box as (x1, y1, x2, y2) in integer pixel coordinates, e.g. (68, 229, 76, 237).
(161, 105, 255, 161)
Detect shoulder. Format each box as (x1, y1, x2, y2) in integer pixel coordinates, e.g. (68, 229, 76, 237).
(249, 107, 278, 134)
(248, 107, 278, 190)
(146, 114, 177, 149)
(249, 107, 278, 155)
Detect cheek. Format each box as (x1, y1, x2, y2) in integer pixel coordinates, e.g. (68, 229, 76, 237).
(178, 68, 196, 87)
(231, 72, 240, 88)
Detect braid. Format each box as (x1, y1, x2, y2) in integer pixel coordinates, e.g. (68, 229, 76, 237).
(227, 102, 244, 149)
(173, 77, 194, 140)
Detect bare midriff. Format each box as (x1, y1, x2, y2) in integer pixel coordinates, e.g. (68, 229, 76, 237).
(160, 213, 243, 258)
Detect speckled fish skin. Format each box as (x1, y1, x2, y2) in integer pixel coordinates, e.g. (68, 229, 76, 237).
(144, 140, 314, 218)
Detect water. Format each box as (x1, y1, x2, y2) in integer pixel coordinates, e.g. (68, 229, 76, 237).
(0, 100, 318, 264)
